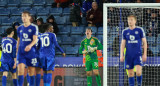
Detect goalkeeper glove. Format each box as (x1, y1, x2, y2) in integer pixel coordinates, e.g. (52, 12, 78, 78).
(90, 47, 97, 53)
(82, 50, 88, 54)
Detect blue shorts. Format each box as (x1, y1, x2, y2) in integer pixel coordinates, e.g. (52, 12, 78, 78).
(40, 56, 55, 71)
(17, 47, 37, 67)
(1, 61, 17, 73)
(125, 53, 142, 69)
(35, 57, 42, 68)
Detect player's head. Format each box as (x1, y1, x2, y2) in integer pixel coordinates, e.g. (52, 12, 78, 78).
(85, 28, 92, 37)
(44, 23, 54, 33)
(6, 27, 14, 37)
(92, 2, 98, 10)
(22, 11, 31, 23)
(127, 15, 137, 27)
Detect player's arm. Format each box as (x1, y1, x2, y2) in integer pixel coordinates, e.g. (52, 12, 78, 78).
(142, 37, 147, 62)
(16, 37, 20, 54)
(52, 34, 65, 57)
(13, 41, 17, 69)
(16, 27, 20, 54)
(120, 39, 126, 61)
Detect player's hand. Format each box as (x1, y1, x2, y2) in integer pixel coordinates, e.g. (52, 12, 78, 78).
(25, 45, 32, 52)
(142, 54, 147, 62)
(82, 50, 88, 54)
(90, 15, 94, 18)
(90, 47, 97, 53)
(120, 56, 124, 62)
(62, 53, 66, 57)
(13, 63, 16, 69)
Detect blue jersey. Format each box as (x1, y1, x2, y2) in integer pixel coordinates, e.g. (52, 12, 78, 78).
(39, 32, 64, 57)
(1, 37, 17, 63)
(17, 24, 38, 53)
(122, 26, 145, 55)
(35, 33, 41, 58)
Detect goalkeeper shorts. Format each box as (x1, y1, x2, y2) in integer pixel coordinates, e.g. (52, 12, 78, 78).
(85, 59, 99, 71)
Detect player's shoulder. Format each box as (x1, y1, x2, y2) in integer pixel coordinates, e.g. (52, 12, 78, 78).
(122, 27, 129, 33)
(17, 24, 23, 30)
(30, 23, 38, 30)
(81, 38, 87, 43)
(92, 37, 99, 40)
(136, 26, 144, 31)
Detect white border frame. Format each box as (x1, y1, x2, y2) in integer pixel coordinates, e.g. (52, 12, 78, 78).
(103, 3, 160, 86)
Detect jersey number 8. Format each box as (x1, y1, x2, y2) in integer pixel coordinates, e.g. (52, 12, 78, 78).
(2, 43, 12, 53)
(41, 36, 50, 47)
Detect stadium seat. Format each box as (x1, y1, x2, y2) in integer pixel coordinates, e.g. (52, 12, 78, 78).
(37, 8, 49, 16)
(0, 0, 7, 7)
(61, 36, 73, 45)
(97, 27, 103, 35)
(64, 16, 72, 25)
(54, 16, 66, 25)
(62, 8, 70, 16)
(71, 35, 85, 45)
(57, 25, 71, 35)
(33, 0, 45, 6)
(149, 46, 159, 55)
(45, 0, 54, 6)
(49, 8, 63, 16)
(7, 0, 20, 7)
(15, 17, 22, 24)
(81, 17, 87, 25)
(20, 0, 33, 7)
(56, 36, 62, 44)
(1, 18, 14, 26)
(11, 8, 24, 16)
(146, 36, 156, 45)
(0, 27, 6, 33)
(0, 8, 10, 16)
(66, 46, 79, 57)
(25, 8, 37, 15)
(96, 34, 103, 43)
(71, 26, 84, 35)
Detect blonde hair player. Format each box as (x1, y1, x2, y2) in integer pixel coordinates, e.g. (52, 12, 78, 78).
(120, 15, 147, 86)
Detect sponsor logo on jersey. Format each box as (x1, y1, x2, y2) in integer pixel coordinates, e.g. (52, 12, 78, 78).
(127, 33, 129, 35)
(22, 33, 31, 41)
(128, 35, 138, 43)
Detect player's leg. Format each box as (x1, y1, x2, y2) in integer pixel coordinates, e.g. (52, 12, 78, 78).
(135, 65, 142, 86)
(28, 66, 36, 86)
(36, 67, 41, 86)
(18, 63, 25, 86)
(128, 69, 135, 86)
(45, 70, 53, 86)
(12, 73, 18, 86)
(86, 61, 93, 86)
(92, 60, 101, 86)
(2, 71, 8, 86)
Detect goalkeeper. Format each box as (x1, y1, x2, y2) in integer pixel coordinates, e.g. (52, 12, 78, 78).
(79, 28, 103, 86)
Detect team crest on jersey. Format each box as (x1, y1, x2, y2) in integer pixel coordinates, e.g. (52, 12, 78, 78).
(20, 30, 22, 33)
(135, 31, 138, 34)
(28, 29, 32, 32)
(127, 33, 129, 35)
(126, 65, 129, 68)
(90, 39, 95, 45)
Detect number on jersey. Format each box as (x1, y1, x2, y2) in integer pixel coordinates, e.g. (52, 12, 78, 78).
(41, 36, 50, 47)
(2, 43, 12, 53)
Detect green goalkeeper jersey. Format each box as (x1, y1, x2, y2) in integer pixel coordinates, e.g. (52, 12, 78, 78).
(79, 37, 103, 60)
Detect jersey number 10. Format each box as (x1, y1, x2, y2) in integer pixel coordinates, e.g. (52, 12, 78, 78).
(2, 43, 12, 53)
(41, 36, 50, 47)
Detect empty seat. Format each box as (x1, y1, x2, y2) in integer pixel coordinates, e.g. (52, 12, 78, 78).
(72, 35, 86, 45)
(45, 0, 54, 6)
(71, 26, 84, 35)
(146, 36, 156, 45)
(64, 15, 71, 25)
(20, 0, 33, 7)
(61, 37, 73, 45)
(0, 0, 7, 7)
(25, 8, 37, 15)
(37, 8, 49, 16)
(97, 27, 103, 35)
(66, 46, 79, 56)
(11, 8, 24, 16)
(1, 18, 15, 26)
(96, 35, 103, 43)
(15, 17, 22, 24)
(57, 26, 71, 35)
(49, 8, 63, 16)
(62, 8, 70, 16)
(0, 8, 10, 16)
(7, 0, 20, 7)
(33, 0, 45, 6)
(54, 16, 66, 25)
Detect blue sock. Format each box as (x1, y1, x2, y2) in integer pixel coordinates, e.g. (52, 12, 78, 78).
(137, 75, 142, 86)
(43, 73, 47, 86)
(2, 76, 7, 86)
(46, 73, 52, 86)
(13, 79, 18, 86)
(36, 74, 41, 86)
(30, 76, 35, 86)
(26, 73, 30, 84)
(129, 77, 134, 86)
(18, 75, 24, 86)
